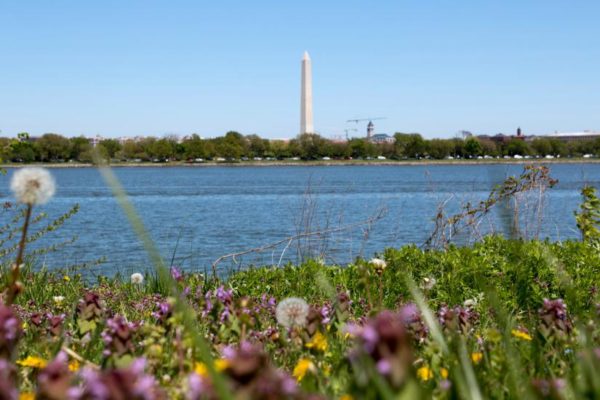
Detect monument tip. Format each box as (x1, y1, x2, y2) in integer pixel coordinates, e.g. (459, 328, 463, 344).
(303, 51, 310, 60)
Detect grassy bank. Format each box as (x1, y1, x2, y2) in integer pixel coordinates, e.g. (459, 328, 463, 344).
(2, 237, 599, 399)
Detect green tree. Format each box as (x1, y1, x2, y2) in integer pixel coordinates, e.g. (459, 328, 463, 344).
(36, 133, 71, 161)
(69, 136, 92, 161)
(505, 139, 531, 156)
(464, 138, 483, 157)
(394, 133, 427, 158)
(99, 139, 122, 158)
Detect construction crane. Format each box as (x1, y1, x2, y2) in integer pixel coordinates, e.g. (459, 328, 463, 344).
(344, 128, 357, 141)
(346, 117, 387, 139)
(346, 117, 387, 124)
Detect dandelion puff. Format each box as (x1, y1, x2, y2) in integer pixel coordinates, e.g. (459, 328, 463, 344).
(10, 168, 56, 205)
(369, 258, 387, 274)
(276, 297, 309, 328)
(130, 273, 144, 285)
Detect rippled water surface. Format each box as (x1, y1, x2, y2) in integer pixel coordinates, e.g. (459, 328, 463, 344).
(1, 164, 598, 276)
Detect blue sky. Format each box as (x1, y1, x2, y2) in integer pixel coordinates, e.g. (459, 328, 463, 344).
(1, 0, 599, 139)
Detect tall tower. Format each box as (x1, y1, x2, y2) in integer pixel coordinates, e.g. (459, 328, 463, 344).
(300, 51, 314, 134)
(367, 121, 374, 140)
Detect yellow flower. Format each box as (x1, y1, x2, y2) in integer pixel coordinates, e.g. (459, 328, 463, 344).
(293, 358, 314, 382)
(215, 358, 229, 372)
(305, 331, 328, 352)
(19, 393, 35, 400)
(194, 362, 208, 377)
(68, 360, 80, 372)
(511, 329, 533, 341)
(63, 275, 70, 282)
(339, 395, 354, 400)
(417, 366, 433, 381)
(471, 352, 483, 364)
(440, 367, 449, 379)
(17, 356, 47, 369)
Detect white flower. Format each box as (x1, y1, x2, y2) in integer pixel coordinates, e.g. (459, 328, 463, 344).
(369, 258, 387, 270)
(131, 273, 144, 284)
(423, 277, 437, 290)
(10, 167, 56, 205)
(276, 297, 309, 328)
(53, 295, 65, 304)
(463, 298, 477, 307)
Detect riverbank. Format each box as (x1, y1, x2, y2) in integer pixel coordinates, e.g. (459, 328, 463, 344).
(3, 238, 599, 398)
(2, 157, 600, 168)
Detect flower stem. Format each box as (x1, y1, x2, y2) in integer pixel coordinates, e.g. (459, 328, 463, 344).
(7, 204, 33, 304)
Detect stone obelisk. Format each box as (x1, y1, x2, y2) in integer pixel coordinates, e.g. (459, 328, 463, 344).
(300, 51, 314, 134)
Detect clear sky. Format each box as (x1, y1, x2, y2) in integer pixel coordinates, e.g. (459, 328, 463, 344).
(1, 0, 599, 139)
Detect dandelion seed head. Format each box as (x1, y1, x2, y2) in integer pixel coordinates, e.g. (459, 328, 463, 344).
(130, 273, 144, 285)
(276, 297, 309, 328)
(10, 168, 56, 205)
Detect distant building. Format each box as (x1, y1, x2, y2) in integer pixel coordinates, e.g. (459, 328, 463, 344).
(477, 127, 527, 143)
(370, 133, 395, 144)
(541, 131, 600, 142)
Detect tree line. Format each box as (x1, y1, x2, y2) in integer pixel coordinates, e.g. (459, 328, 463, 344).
(1, 131, 599, 163)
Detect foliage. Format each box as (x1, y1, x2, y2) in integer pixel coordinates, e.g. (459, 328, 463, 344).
(0, 238, 599, 398)
(574, 185, 600, 242)
(3, 130, 600, 163)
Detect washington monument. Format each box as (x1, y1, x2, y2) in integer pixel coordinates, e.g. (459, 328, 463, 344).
(300, 51, 313, 134)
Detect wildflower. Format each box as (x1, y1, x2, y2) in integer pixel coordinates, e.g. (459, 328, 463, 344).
(53, 295, 65, 305)
(539, 298, 572, 335)
(215, 358, 229, 372)
(276, 297, 309, 328)
(347, 310, 413, 388)
(10, 167, 56, 205)
(416, 366, 433, 381)
(440, 368, 449, 379)
(130, 272, 144, 285)
(471, 352, 483, 364)
(69, 359, 80, 371)
(37, 352, 72, 399)
(511, 328, 533, 341)
(532, 378, 566, 398)
(400, 303, 428, 342)
(293, 358, 314, 381)
(76, 358, 165, 399)
(101, 315, 139, 357)
(0, 360, 18, 399)
(170, 266, 183, 281)
(438, 304, 479, 333)
(339, 395, 354, 400)
(63, 275, 70, 282)
(17, 355, 48, 368)
(19, 393, 35, 400)
(75, 292, 104, 334)
(463, 298, 477, 308)
(369, 257, 387, 273)
(0, 303, 23, 359)
(194, 362, 208, 377)
(422, 277, 436, 290)
(305, 331, 328, 352)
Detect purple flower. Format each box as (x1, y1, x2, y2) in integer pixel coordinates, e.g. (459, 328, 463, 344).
(0, 303, 22, 359)
(170, 266, 183, 282)
(37, 351, 72, 399)
(0, 359, 17, 400)
(101, 315, 139, 357)
(539, 298, 572, 335)
(347, 310, 412, 388)
(74, 358, 165, 400)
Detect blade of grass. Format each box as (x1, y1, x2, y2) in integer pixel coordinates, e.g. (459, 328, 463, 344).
(94, 158, 234, 400)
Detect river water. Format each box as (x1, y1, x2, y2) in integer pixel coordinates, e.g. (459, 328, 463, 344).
(1, 164, 598, 277)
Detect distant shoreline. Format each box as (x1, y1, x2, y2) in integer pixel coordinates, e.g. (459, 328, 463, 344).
(2, 158, 600, 168)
